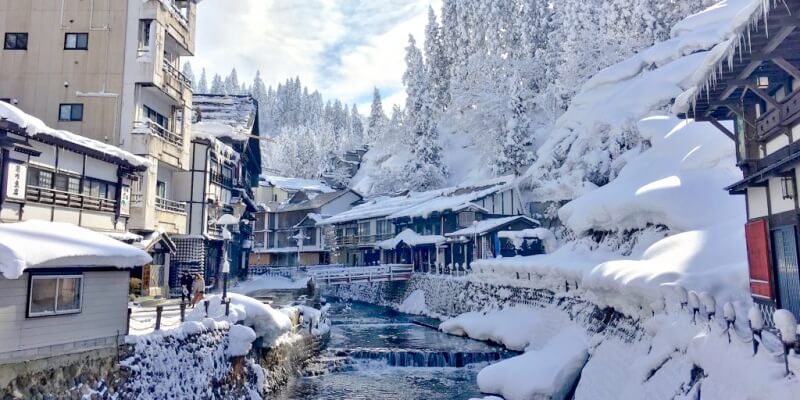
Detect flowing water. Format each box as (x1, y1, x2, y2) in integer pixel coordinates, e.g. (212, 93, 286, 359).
(275, 300, 512, 399)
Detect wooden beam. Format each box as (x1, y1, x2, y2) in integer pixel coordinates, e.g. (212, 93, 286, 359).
(745, 84, 781, 109)
(707, 116, 736, 141)
(763, 25, 796, 54)
(710, 101, 757, 129)
(771, 57, 800, 81)
(720, 84, 739, 101)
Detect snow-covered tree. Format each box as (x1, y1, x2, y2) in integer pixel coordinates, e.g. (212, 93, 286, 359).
(224, 68, 240, 95)
(197, 68, 209, 94)
(424, 6, 450, 112)
(182, 61, 196, 92)
(403, 35, 446, 190)
(366, 88, 387, 145)
(209, 74, 225, 94)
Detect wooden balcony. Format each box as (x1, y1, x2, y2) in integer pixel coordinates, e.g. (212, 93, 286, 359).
(335, 233, 394, 247)
(757, 89, 800, 138)
(26, 186, 116, 213)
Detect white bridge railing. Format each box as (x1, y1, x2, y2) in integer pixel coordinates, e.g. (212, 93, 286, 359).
(308, 264, 413, 286)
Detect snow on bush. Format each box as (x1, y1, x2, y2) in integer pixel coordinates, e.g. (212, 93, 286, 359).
(187, 293, 293, 348)
(773, 310, 799, 345)
(227, 324, 258, 357)
(476, 329, 589, 400)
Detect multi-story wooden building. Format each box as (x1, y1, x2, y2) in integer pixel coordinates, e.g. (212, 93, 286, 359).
(250, 187, 362, 267)
(0, 0, 200, 290)
(320, 176, 528, 271)
(171, 94, 261, 291)
(684, 0, 800, 320)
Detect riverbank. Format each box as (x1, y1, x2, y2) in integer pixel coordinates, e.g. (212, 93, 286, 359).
(325, 274, 800, 400)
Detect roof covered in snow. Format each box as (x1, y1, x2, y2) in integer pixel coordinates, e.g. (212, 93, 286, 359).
(378, 229, 446, 249)
(192, 94, 257, 142)
(0, 102, 151, 170)
(320, 176, 516, 225)
(0, 220, 152, 279)
(260, 175, 335, 194)
(446, 215, 539, 237)
(277, 189, 360, 213)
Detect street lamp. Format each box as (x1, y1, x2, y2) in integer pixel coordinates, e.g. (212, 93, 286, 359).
(290, 230, 310, 268)
(214, 202, 245, 301)
(472, 220, 479, 268)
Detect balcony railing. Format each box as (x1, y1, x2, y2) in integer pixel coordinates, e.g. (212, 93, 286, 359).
(155, 196, 186, 214)
(209, 171, 234, 188)
(163, 59, 192, 91)
(335, 233, 394, 247)
(26, 186, 116, 213)
(136, 120, 183, 148)
(131, 192, 144, 207)
(757, 89, 800, 138)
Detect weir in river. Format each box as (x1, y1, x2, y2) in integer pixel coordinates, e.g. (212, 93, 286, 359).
(276, 299, 513, 399)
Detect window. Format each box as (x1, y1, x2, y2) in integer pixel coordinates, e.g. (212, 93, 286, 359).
(138, 20, 152, 50)
(68, 176, 81, 194)
(152, 252, 166, 266)
(4, 33, 28, 50)
(156, 181, 166, 198)
(59, 104, 83, 121)
(27, 168, 53, 188)
(64, 32, 88, 50)
(82, 178, 116, 200)
(377, 220, 394, 236)
(54, 174, 69, 191)
(28, 275, 83, 317)
(358, 222, 370, 237)
(143, 105, 169, 129)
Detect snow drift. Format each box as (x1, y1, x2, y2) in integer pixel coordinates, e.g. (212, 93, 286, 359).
(187, 293, 293, 348)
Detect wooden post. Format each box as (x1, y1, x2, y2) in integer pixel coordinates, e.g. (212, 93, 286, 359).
(180, 302, 186, 322)
(225, 298, 231, 317)
(126, 307, 132, 335)
(204, 300, 210, 317)
(155, 305, 163, 331)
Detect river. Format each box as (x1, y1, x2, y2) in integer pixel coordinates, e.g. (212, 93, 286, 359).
(275, 299, 512, 399)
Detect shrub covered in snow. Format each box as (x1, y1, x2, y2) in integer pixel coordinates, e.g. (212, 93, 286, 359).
(187, 293, 293, 348)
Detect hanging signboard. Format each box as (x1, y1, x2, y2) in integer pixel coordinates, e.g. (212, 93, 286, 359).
(120, 185, 131, 216)
(5, 162, 27, 201)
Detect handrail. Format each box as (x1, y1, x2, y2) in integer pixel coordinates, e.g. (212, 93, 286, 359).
(26, 185, 116, 213)
(162, 59, 192, 90)
(135, 119, 184, 147)
(155, 196, 186, 214)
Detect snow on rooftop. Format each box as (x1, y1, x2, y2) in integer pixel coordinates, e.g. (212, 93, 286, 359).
(0, 102, 151, 168)
(321, 176, 514, 225)
(0, 220, 152, 279)
(260, 175, 335, 194)
(446, 216, 538, 237)
(192, 94, 257, 142)
(378, 229, 445, 249)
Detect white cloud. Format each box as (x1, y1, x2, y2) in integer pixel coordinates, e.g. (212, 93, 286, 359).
(191, 0, 440, 110)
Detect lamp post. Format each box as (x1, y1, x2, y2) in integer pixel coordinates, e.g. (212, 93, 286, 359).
(472, 220, 479, 266)
(291, 230, 310, 269)
(214, 199, 245, 301)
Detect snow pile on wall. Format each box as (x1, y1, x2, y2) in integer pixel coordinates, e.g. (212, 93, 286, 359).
(0, 220, 152, 279)
(476, 329, 589, 400)
(0, 101, 151, 168)
(187, 293, 293, 348)
(498, 227, 558, 253)
(120, 319, 266, 399)
(398, 289, 429, 315)
(440, 306, 575, 352)
(475, 115, 748, 316)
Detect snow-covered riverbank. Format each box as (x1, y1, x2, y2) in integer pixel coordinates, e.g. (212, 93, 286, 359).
(326, 274, 800, 400)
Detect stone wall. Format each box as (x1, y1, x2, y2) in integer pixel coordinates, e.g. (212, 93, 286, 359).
(324, 274, 643, 342)
(0, 347, 123, 400)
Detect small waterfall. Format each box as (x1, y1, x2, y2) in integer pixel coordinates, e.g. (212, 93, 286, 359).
(330, 348, 514, 368)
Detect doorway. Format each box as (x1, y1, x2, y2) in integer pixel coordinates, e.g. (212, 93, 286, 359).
(772, 226, 800, 319)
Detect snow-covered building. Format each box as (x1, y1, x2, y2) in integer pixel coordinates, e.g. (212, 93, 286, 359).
(0, 0, 201, 295)
(250, 188, 362, 267)
(445, 215, 541, 262)
(320, 176, 526, 270)
(0, 102, 148, 235)
(0, 220, 150, 364)
(257, 175, 335, 204)
(682, 0, 800, 321)
(171, 94, 262, 291)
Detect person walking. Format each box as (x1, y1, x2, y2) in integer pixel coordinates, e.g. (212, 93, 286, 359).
(180, 272, 192, 304)
(191, 273, 205, 306)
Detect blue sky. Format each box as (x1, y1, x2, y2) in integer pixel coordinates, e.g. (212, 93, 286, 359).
(192, 0, 441, 110)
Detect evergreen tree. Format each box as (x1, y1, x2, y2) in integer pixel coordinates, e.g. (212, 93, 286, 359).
(251, 70, 269, 134)
(210, 73, 224, 94)
(366, 88, 387, 145)
(351, 104, 364, 146)
(224, 68, 240, 95)
(181, 61, 196, 92)
(197, 68, 209, 94)
(403, 35, 446, 190)
(424, 6, 450, 112)
(493, 74, 534, 176)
